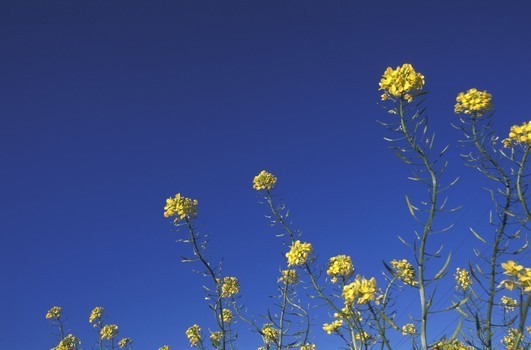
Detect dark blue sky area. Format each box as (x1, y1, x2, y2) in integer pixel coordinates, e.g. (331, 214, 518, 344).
(1, 1, 530, 349)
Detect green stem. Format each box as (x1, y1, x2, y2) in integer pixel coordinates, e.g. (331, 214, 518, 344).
(516, 147, 530, 220)
(399, 99, 437, 350)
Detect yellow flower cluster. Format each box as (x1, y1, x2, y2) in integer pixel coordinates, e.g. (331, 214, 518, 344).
(100, 324, 119, 340)
(163, 193, 198, 222)
(379, 63, 425, 102)
(500, 296, 518, 312)
(300, 344, 316, 350)
(118, 338, 133, 349)
(220, 276, 240, 298)
(327, 255, 354, 283)
(432, 339, 473, 350)
(500, 260, 531, 292)
(53, 334, 81, 350)
(253, 170, 277, 191)
(401, 323, 416, 335)
(158, 346, 170, 350)
(390, 259, 417, 285)
(503, 121, 531, 147)
(210, 331, 222, 347)
(502, 328, 523, 350)
(454, 268, 472, 291)
(278, 269, 298, 285)
(220, 309, 233, 323)
(454, 88, 493, 116)
(322, 319, 343, 334)
(89, 306, 104, 325)
(342, 276, 377, 305)
(186, 324, 202, 346)
(286, 240, 313, 266)
(46, 306, 62, 320)
(333, 306, 362, 321)
(261, 323, 279, 343)
(355, 332, 372, 342)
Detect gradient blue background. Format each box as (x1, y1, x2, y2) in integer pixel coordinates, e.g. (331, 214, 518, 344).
(1, 1, 530, 349)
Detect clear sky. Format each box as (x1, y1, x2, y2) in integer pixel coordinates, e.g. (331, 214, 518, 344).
(1, 1, 530, 349)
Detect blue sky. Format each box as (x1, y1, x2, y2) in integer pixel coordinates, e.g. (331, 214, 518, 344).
(1, 1, 530, 349)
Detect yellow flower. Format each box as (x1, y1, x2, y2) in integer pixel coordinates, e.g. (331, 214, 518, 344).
(502, 328, 523, 350)
(286, 240, 313, 266)
(89, 306, 104, 325)
(158, 346, 170, 350)
(342, 276, 377, 305)
(333, 306, 362, 322)
(500, 296, 518, 312)
(278, 269, 298, 285)
(163, 193, 198, 222)
(262, 323, 279, 343)
(253, 170, 277, 191)
(53, 334, 81, 350)
(210, 331, 222, 347)
(379, 63, 425, 102)
(219, 276, 240, 298)
(502, 260, 524, 277)
(327, 255, 354, 283)
(300, 344, 316, 350)
(100, 324, 119, 340)
(355, 332, 372, 342)
(118, 338, 133, 349)
(505, 121, 531, 147)
(186, 324, 202, 346)
(454, 88, 493, 116)
(46, 306, 62, 320)
(401, 323, 416, 335)
(432, 338, 473, 350)
(390, 259, 417, 285)
(322, 319, 343, 334)
(454, 268, 472, 291)
(220, 309, 233, 323)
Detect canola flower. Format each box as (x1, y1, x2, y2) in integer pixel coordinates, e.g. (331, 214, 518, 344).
(278, 269, 298, 285)
(390, 259, 417, 285)
(186, 324, 202, 347)
(89, 306, 104, 325)
(220, 309, 233, 323)
(46, 306, 62, 320)
(401, 323, 416, 336)
(502, 328, 524, 350)
(432, 338, 473, 350)
(286, 240, 313, 266)
(503, 121, 531, 147)
(355, 331, 372, 342)
(118, 338, 133, 349)
(342, 276, 377, 305)
(379, 63, 425, 102)
(454, 88, 493, 116)
(261, 323, 279, 343)
(300, 344, 316, 350)
(322, 319, 343, 334)
(327, 255, 354, 283)
(163, 193, 198, 222)
(454, 268, 472, 291)
(53, 334, 81, 350)
(500, 296, 518, 312)
(158, 346, 170, 350)
(210, 331, 222, 347)
(100, 324, 119, 340)
(219, 276, 240, 298)
(253, 170, 277, 191)
(333, 306, 362, 322)
(499, 260, 531, 292)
